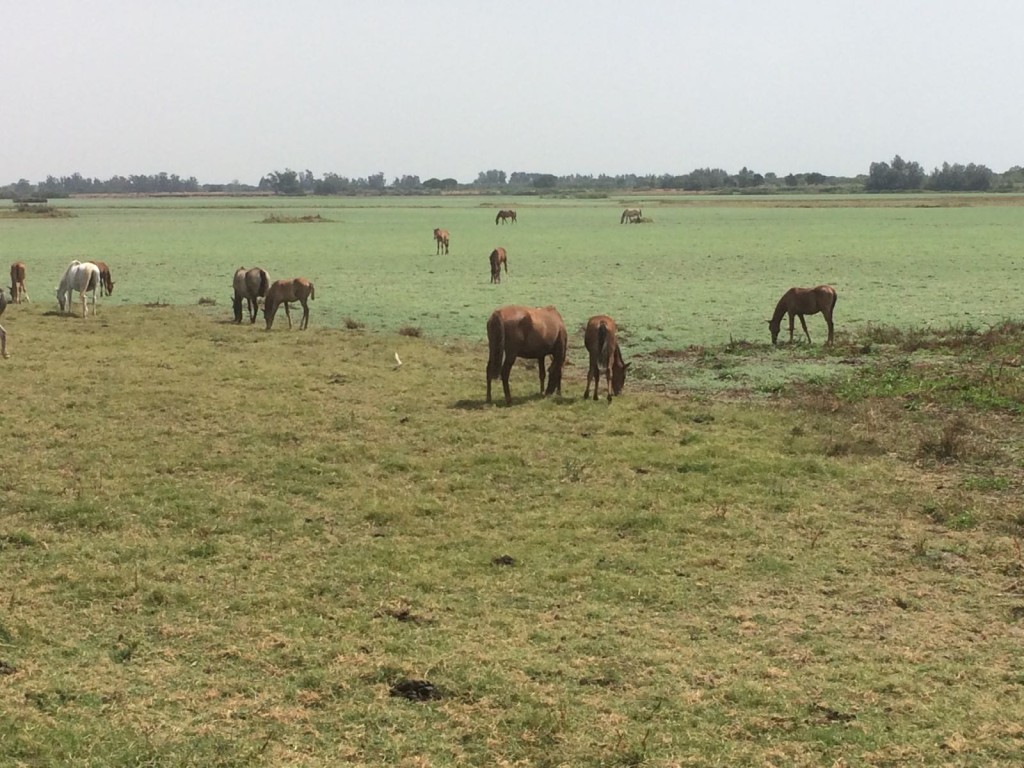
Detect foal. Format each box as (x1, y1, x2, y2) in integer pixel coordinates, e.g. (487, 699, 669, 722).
(10, 261, 28, 303)
(264, 278, 315, 330)
(583, 315, 630, 402)
(433, 228, 450, 255)
(768, 285, 837, 345)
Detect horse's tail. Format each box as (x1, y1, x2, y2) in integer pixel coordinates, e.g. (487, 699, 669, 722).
(258, 270, 269, 298)
(830, 289, 838, 312)
(503, 253, 508, 274)
(597, 320, 610, 364)
(486, 312, 504, 380)
(232, 294, 243, 322)
(309, 283, 315, 301)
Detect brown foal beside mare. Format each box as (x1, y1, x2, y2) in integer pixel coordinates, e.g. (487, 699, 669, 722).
(433, 228, 450, 255)
(583, 314, 630, 402)
(92, 260, 115, 296)
(9, 261, 28, 303)
(768, 285, 837, 345)
(264, 277, 315, 330)
(489, 247, 508, 283)
(486, 305, 567, 406)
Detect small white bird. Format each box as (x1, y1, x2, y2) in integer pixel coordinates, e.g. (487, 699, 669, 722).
(394, 352, 402, 369)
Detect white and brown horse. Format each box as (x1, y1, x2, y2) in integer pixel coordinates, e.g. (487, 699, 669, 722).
(620, 208, 642, 224)
(9, 261, 29, 303)
(433, 228, 450, 255)
(486, 305, 567, 405)
(584, 314, 630, 402)
(264, 277, 315, 330)
(232, 266, 270, 324)
(768, 285, 837, 345)
(56, 260, 102, 318)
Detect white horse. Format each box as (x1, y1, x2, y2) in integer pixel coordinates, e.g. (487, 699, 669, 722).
(56, 260, 102, 318)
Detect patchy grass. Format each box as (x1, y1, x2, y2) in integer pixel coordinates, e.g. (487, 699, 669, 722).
(259, 213, 332, 224)
(1, 304, 1024, 765)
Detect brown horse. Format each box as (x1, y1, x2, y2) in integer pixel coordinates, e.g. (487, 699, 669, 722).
(768, 285, 837, 345)
(486, 305, 567, 405)
(495, 209, 517, 225)
(583, 314, 630, 402)
(9, 261, 28, 304)
(264, 277, 315, 330)
(620, 208, 642, 224)
(489, 247, 508, 284)
(91, 260, 115, 297)
(433, 228, 450, 255)
(0, 287, 8, 358)
(232, 266, 270, 324)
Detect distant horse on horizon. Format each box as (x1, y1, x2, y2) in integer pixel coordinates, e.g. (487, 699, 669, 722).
(486, 304, 567, 406)
(433, 228, 450, 255)
(92, 260, 115, 297)
(495, 209, 517, 225)
(768, 285, 837, 345)
(232, 266, 271, 324)
(620, 208, 642, 224)
(489, 247, 508, 284)
(9, 262, 29, 303)
(56, 260, 101, 318)
(264, 277, 315, 330)
(583, 314, 630, 402)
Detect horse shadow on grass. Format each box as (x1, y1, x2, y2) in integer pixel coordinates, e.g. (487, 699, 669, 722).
(452, 393, 580, 410)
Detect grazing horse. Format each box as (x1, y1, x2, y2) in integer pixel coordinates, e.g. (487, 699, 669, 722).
(489, 247, 508, 284)
(620, 208, 642, 224)
(0, 287, 8, 358)
(232, 266, 270, 324)
(92, 260, 115, 296)
(56, 260, 101, 318)
(584, 314, 630, 402)
(495, 209, 517, 225)
(486, 304, 567, 406)
(9, 261, 29, 303)
(768, 285, 837, 345)
(264, 277, 315, 330)
(433, 228, 450, 255)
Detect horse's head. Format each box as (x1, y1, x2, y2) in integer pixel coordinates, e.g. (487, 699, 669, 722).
(612, 361, 631, 396)
(767, 318, 781, 345)
(56, 286, 66, 312)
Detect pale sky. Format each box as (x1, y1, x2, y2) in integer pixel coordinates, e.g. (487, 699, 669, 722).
(3, 0, 1022, 185)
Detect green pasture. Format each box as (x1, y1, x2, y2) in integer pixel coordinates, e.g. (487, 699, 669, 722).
(3, 194, 1023, 367)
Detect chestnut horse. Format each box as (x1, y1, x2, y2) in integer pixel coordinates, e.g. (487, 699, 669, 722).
(489, 247, 508, 284)
(9, 262, 29, 303)
(0, 287, 8, 358)
(92, 260, 115, 296)
(433, 228, 450, 255)
(584, 314, 630, 402)
(232, 266, 270, 324)
(495, 209, 517, 225)
(768, 285, 837, 345)
(56, 260, 101, 318)
(486, 305, 567, 406)
(620, 208, 642, 224)
(264, 277, 315, 330)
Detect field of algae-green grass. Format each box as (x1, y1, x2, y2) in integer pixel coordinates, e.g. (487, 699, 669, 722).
(1, 297, 1024, 766)
(3, 194, 1023, 357)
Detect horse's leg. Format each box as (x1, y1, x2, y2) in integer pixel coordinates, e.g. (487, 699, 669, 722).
(584, 359, 595, 399)
(501, 354, 515, 405)
(537, 356, 546, 395)
(788, 312, 795, 343)
(300, 298, 309, 330)
(283, 302, 292, 330)
(0, 323, 7, 358)
(798, 314, 811, 343)
(823, 308, 834, 345)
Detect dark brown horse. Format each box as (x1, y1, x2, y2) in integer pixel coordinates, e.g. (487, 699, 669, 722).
(583, 314, 630, 402)
(9, 261, 28, 304)
(91, 260, 115, 297)
(620, 208, 642, 224)
(264, 277, 315, 330)
(232, 266, 270, 324)
(495, 209, 517, 225)
(0, 287, 8, 358)
(486, 305, 567, 405)
(489, 247, 508, 284)
(768, 285, 837, 345)
(433, 228, 450, 255)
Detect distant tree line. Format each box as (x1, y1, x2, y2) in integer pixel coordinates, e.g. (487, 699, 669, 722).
(4, 155, 1023, 198)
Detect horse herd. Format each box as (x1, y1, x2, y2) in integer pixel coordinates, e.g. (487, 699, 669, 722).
(5, 212, 838, 411)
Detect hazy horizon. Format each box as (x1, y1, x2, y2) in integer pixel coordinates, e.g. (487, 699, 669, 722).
(4, 1, 1022, 186)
